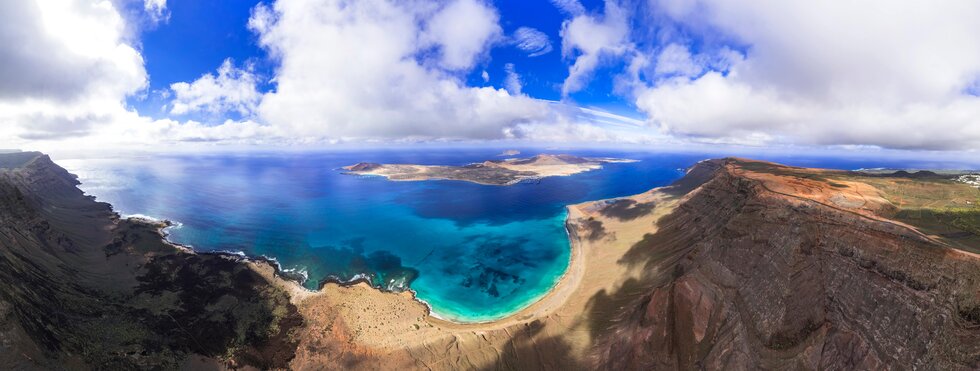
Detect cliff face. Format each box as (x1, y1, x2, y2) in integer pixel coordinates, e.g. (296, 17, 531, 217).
(591, 159, 980, 370)
(0, 153, 302, 369)
(2, 153, 977, 370)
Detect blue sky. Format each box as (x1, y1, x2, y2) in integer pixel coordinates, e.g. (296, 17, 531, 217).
(134, 0, 640, 121)
(2, 0, 980, 151)
(135, 1, 270, 119)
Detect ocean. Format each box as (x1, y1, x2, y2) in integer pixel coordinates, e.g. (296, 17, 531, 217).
(56, 148, 980, 322)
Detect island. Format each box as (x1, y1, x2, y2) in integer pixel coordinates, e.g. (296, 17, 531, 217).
(343, 154, 637, 185)
(1, 153, 978, 369)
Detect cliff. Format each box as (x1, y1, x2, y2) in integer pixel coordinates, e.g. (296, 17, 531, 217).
(1, 153, 977, 370)
(0, 153, 302, 369)
(281, 157, 979, 370)
(589, 158, 980, 369)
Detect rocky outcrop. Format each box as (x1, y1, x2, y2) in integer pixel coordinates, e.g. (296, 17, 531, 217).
(347, 162, 382, 171)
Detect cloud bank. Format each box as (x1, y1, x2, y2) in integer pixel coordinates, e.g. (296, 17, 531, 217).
(247, 0, 553, 141)
(632, 0, 980, 149)
(0, 0, 146, 142)
(2, 0, 979, 151)
(169, 59, 261, 117)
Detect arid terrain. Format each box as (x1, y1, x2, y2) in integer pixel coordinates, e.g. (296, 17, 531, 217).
(0, 153, 302, 369)
(343, 154, 636, 185)
(2, 153, 978, 370)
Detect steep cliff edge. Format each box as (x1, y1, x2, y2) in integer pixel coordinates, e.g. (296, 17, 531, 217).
(591, 159, 980, 369)
(0, 153, 302, 369)
(280, 157, 978, 370)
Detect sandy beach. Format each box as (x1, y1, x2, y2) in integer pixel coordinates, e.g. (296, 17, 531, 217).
(264, 183, 683, 368)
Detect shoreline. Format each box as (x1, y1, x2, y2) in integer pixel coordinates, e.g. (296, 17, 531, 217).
(133, 210, 585, 326)
(418, 212, 582, 325)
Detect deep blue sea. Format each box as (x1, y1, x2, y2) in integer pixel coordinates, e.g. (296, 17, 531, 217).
(56, 148, 980, 322)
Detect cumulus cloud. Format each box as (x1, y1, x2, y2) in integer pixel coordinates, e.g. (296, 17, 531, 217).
(249, 0, 550, 140)
(144, 0, 169, 23)
(10, 0, 977, 152)
(653, 43, 702, 78)
(560, 0, 632, 96)
(512, 27, 553, 57)
(503, 63, 523, 95)
(551, 0, 585, 16)
(0, 0, 146, 143)
(1, 0, 646, 150)
(421, 0, 502, 70)
(169, 59, 261, 117)
(0, 0, 285, 151)
(635, 0, 980, 149)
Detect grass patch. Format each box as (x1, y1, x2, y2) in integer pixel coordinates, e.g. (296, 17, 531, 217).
(893, 208, 980, 252)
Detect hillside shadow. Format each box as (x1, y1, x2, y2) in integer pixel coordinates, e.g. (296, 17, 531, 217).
(481, 319, 586, 371)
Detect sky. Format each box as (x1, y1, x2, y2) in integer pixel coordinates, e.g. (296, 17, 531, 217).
(2, 0, 980, 152)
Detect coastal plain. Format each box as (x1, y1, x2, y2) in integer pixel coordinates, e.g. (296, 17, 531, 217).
(2, 153, 979, 369)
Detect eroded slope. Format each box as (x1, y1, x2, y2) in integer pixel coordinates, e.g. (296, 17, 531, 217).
(592, 159, 980, 369)
(0, 153, 302, 369)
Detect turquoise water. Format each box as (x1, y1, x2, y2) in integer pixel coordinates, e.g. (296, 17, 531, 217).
(56, 149, 980, 322)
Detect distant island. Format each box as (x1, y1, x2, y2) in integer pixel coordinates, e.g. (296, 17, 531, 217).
(343, 154, 637, 185)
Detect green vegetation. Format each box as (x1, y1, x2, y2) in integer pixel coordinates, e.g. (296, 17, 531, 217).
(733, 159, 980, 252)
(841, 177, 980, 253)
(892, 208, 980, 252)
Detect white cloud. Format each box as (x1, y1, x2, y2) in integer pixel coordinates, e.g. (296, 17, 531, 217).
(503, 63, 522, 95)
(0, 0, 146, 143)
(635, 0, 980, 150)
(10, 0, 977, 152)
(144, 0, 168, 24)
(559, 0, 631, 96)
(249, 0, 550, 141)
(0, 0, 286, 151)
(422, 0, 502, 70)
(509, 104, 666, 144)
(512, 27, 553, 57)
(169, 59, 261, 117)
(1, 0, 650, 150)
(550, 0, 585, 16)
(653, 43, 702, 78)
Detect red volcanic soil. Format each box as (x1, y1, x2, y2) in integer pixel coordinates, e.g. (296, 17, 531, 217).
(591, 159, 980, 369)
